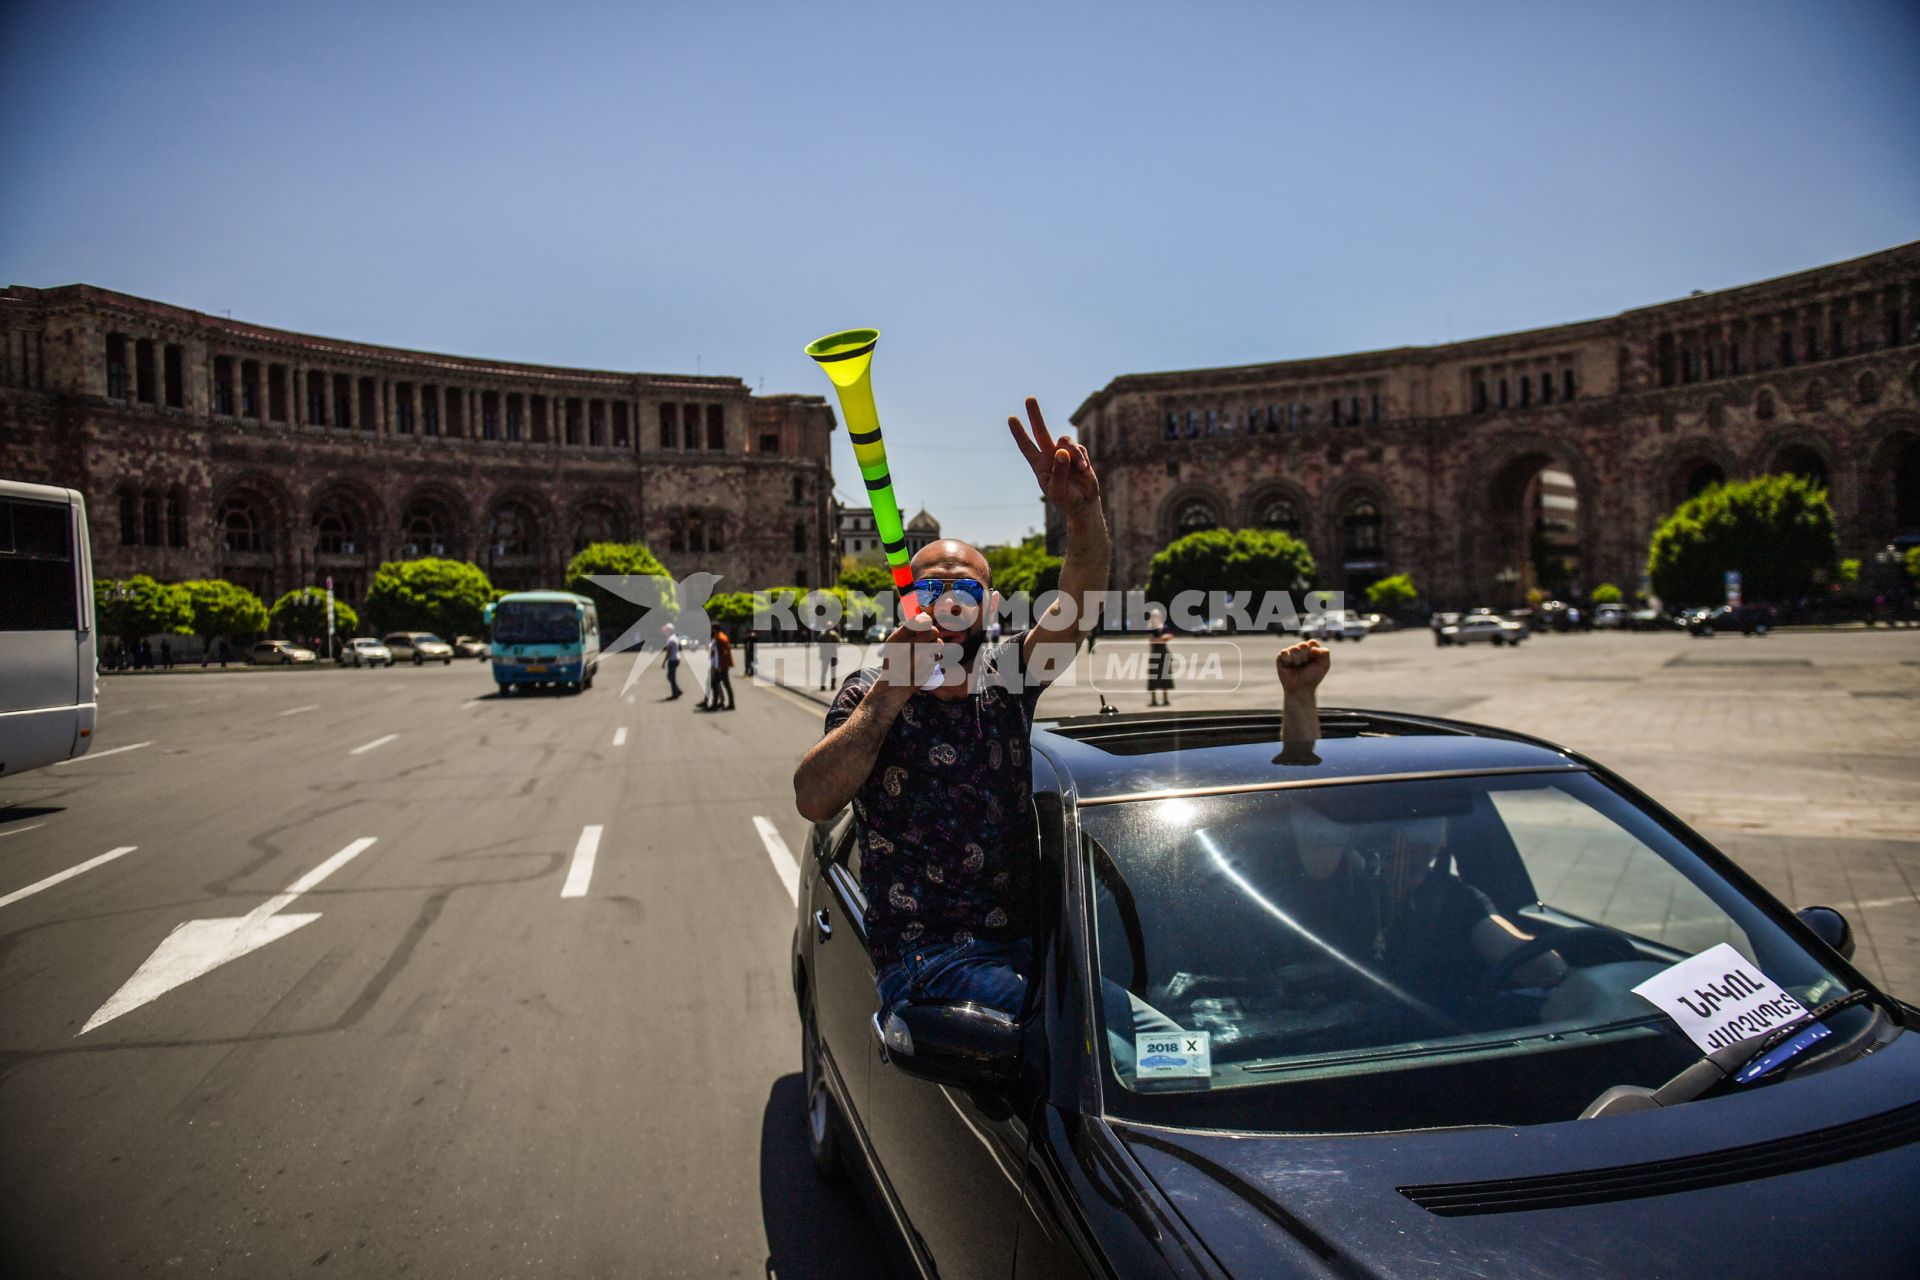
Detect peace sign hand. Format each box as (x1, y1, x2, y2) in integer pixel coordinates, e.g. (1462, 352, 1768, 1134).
(1008, 397, 1100, 515)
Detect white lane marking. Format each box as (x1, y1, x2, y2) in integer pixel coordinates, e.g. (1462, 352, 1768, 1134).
(0, 822, 48, 841)
(561, 824, 604, 898)
(0, 846, 138, 910)
(461, 699, 486, 709)
(755, 816, 800, 905)
(612, 727, 628, 747)
(279, 704, 320, 717)
(1854, 894, 1920, 911)
(349, 733, 398, 755)
(54, 741, 152, 765)
(80, 837, 377, 1034)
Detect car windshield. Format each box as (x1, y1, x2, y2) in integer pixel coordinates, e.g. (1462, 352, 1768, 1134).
(1081, 772, 1875, 1133)
(491, 604, 578, 646)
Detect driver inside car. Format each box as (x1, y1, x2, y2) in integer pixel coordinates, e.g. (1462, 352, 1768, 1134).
(1359, 816, 1569, 1003)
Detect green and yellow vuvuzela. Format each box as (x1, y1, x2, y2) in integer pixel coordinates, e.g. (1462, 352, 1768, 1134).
(805, 328, 919, 615)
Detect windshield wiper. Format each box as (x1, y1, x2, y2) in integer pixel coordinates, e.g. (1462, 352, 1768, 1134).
(1580, 989, 1876, 1119)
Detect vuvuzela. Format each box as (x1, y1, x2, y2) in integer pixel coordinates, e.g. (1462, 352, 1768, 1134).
(805, 328, 918, 614)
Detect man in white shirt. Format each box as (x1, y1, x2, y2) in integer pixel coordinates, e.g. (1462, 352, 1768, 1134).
(662, 623, 683, 699)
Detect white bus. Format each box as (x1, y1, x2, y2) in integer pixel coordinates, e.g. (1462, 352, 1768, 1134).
(0, 480, 97, 776)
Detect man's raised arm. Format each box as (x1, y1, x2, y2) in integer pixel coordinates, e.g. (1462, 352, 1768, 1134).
(792, 615, 931, 822)
(1006, 397, 1110, 680)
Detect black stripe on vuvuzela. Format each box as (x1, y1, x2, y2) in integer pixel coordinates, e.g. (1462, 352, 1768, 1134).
(848, 428, 883, 446)
(864, 473, 892, 491)
(882, 537, 907, 554)
(810, 338, 878, 363)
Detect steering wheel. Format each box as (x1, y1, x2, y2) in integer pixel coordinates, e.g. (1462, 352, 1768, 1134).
(1478, 924, 1642, 995)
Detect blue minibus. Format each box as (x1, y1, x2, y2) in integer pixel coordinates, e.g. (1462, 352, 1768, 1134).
(486, 591, 601, 695)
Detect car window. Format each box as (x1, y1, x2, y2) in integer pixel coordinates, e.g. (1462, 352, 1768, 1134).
(1082, 773, 1863, 1134)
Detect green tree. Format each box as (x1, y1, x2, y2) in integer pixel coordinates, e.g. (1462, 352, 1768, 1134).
(95, 575, 192, 644)
(179, 579, 269, 648)
(1146, 528, 1316, 604)
(565, 542, 675, 641)
(270, 588, 359, 644)
(1365, 573, 1418, 610)
(1838, 558, 1861, 586)
(1907, 546, 1920, 587)
(705, 591, 757, 630)
(1589, 582, 1624, 604)
(1646, 473, 1838, 606)
(836, 561, 893, 595)
(363, 558, 497, 637)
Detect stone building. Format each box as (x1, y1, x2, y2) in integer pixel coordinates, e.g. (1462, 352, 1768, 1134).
(0, 285, 838, 607)
(1069, 242, 1920, 607)
(836, 505, 941, 559)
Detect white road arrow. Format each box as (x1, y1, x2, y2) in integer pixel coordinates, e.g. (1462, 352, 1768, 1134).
(80, 837, 377, 1035)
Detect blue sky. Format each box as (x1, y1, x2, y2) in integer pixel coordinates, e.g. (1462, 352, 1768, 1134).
(3, 0, 1916, 547)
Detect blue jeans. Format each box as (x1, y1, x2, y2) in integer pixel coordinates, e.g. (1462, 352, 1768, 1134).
(875, 937, 1031, 1017)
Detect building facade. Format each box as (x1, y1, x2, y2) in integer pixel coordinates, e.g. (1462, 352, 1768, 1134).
(836, 505, 941, 559)
(0, 285, 838, 607)
(1069, 243, 1920, 607)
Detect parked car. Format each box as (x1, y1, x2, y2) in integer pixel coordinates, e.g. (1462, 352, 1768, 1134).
(383, 631, 455, 664)
(1429, 611, 1461, 635)
(795, 707, 1916, 1279)
(1629, 607, 1666, 631)
(249, 639, 316, 665)
(1301, 609, 1369, 642)
(1437, 614, 1528, 646)
(338, 637, 393, 667)
(452, 634, 491, 660)
(1688, 604, 1775, 637)
(1593, 603, 1629, 629)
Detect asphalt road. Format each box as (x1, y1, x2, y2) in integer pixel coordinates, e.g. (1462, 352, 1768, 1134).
(5, 628, 1917, 1277)
(0, 654, 901, 1278)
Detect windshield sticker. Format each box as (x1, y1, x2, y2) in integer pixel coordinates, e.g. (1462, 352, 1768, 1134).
(1135, 1030, 1211, 1080)
(1631, 943, 1808, 1053)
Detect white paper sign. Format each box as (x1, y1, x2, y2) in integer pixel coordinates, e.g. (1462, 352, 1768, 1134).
(1631, 942, 1807, 1053)
(1135, 1030, 1211, 1079)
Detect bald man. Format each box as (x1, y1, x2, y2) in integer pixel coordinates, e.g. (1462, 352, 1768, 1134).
(794, 397, 1109, 1017)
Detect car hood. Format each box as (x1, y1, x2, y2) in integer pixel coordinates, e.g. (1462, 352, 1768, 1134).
(1115, 1032, 1920, 1279)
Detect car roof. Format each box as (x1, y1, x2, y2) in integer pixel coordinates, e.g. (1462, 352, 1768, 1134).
(1032, 707, 1582, 804)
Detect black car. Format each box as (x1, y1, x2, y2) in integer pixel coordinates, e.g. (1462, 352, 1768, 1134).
(1688, 603, 1776, 636)
(792, 708, 1919, 1279)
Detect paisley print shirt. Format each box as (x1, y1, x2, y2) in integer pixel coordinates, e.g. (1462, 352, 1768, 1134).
(824, 633, 1047, 968)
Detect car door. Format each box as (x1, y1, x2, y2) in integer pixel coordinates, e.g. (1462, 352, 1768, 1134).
(863, 900, 1035, 1275)
(809, 823, 876, 1160)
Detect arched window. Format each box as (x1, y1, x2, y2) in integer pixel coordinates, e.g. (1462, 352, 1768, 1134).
(1772, 446, 1829, 491)
(1174, 499, 1219, 538)
(402, 498, 452, 555)
(166, 489, 186, 548)
(1684, 462, 1725, 498)
(314, 504, 355, 555)
(220, 496, 266, 553)
(118, 488, 138, 546)
(1343, 498, 1383, 559)
(792, 521, 807, 553)
(571, 503, 621, 555)
(488, 501, 537, 557)
(142, 490, 162, 548)
(1895, 439, 1920, 534)
(1256, 495, 1302, 538)
(791, 475, 806, 505)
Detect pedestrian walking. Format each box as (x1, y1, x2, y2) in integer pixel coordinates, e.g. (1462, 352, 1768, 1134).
(710, 628, 736, 710)
(816, 624, 839, 691)
(662, 624, 683, 699)
(742, 630, 757, 679)
(216, 637, 229, 668)
(160, 638, 173, 669)
(139, 638, 152, 670)
(1146, 608, 1174, 706)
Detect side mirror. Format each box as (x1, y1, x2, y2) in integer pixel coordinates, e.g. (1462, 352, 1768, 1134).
(1797, 905, 1856, 961)
(873, 1000, 1023, 1094)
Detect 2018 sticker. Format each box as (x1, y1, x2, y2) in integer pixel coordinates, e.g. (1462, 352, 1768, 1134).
(1135, 1030, 1211, 1079)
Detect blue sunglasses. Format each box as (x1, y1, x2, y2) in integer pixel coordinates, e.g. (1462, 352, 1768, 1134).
(913, 577, 987, 608)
